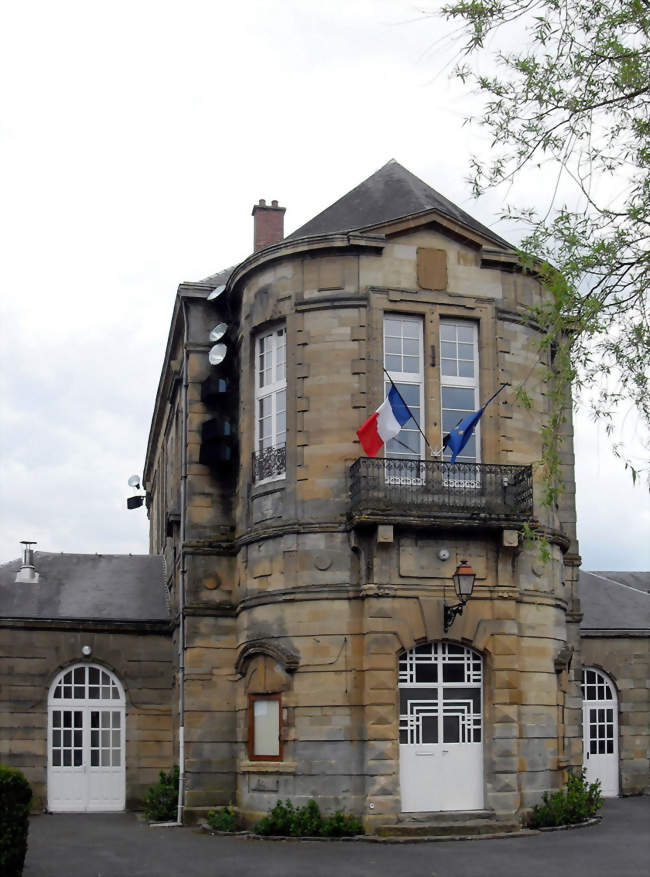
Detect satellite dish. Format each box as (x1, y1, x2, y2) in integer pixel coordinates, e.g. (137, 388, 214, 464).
(209, 322, 228, 342)
(208, 343, 227, 366)
(128, 474, 141, 489)
(207, 284, 226, 301)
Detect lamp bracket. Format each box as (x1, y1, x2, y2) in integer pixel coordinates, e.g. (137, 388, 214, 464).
(443, 599, 467, 633)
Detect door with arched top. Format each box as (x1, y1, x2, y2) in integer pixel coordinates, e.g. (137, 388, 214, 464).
(47, 664, 126, 811)
(582, 667, 619, 797)
(399, 642, 483, 811)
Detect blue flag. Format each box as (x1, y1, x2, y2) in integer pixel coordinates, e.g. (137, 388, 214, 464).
(444, 408, 484, 464)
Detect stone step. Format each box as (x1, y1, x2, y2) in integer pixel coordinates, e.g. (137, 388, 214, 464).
(376, 813, 520, 838)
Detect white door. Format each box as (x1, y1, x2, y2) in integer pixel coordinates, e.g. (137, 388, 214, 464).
(399, 642, 483, 812)
(582, 667, 619, 797)
(48, 664, 126, 812)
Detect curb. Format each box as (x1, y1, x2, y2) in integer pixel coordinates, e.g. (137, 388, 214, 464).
(198, 816, 601, 843)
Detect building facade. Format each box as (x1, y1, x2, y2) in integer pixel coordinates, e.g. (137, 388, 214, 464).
(2, 162, 646, 827)
(143, 162, 585, 829)
(0, 550, 173, 811)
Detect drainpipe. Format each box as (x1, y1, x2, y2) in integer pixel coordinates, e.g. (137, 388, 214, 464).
(176, 296, 189, 825)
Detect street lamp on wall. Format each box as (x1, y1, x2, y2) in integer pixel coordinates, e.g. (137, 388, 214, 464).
(443, 560, 476, 633)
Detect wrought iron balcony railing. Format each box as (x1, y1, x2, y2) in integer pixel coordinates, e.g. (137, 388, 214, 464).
(252, 444, 286, 483)
(349, 457, 533, 523)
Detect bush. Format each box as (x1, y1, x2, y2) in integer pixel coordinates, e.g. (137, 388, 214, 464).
(320, 810, 364, 837)
(528, 770, 603, 828)
(254, 799, 363, 837)
(206, 805, 238, 832)
(0, 765, 33, 877)
(143, 766, 179, 821)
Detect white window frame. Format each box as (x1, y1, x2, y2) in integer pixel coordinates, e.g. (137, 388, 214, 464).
(383, 315, 425, 485)
(254, 326, 286, 482)
(440, 320, 480, 468)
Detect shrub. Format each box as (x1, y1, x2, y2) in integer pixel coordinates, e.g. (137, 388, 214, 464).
(528, 770, 603, 828)
(206, 805, 238, 832)
(320, 810, 364, 837)
(0, 765, 33, 877)
(254, 799, 363, 837)
(143, 766, 179, 821)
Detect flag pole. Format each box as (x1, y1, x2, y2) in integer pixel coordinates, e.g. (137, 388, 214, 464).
(480, 382, 509, 410)
(382, 367, 438, 458)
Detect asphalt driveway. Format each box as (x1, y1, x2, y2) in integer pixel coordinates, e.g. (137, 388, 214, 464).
(24, 796, 649, 877)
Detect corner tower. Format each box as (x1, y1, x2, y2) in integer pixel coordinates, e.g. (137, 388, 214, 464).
(144, 161, 581, 830)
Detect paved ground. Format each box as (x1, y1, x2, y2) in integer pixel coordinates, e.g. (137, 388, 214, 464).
(24, 796, 649, 877)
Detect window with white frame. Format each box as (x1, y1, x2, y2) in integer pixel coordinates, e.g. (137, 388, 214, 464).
(440, 320, 480, 464)
(383, 315, 425, 462)
(254, 326, 286, 481)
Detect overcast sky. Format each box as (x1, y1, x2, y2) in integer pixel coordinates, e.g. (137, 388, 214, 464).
(1, 1, 648, 570)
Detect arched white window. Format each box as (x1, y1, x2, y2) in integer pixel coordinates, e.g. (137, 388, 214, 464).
(581, 667, 619, 797)
(47, 664, 126, 812)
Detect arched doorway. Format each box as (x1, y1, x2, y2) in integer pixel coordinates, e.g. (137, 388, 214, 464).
(581, 667, 619, 797)
(399, 641, 483, 811)
(47, 664, 126, 812)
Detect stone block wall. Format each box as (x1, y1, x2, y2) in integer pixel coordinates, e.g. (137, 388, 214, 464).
(0, 625, 174, 810)
(581, 635, 650, 795)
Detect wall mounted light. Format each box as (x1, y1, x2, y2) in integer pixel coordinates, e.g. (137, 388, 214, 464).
(443, 560, 476, 632)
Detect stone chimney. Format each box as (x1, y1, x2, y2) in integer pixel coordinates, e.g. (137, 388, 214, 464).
(15, 540, 39, 583)
(252, 199, 285, 252)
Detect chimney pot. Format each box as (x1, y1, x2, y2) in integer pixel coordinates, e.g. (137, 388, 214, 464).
(16, 540, 39, 583)
(252, 198, 286, 252)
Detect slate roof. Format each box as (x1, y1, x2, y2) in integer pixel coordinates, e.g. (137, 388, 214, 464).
(198, 264, 236, 287)
(287, 159, 512, 249)
(0, 553, 169, 622)
(579, 570, 650, 632)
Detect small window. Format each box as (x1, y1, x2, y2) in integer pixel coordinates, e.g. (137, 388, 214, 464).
(248, 694, 282, 761)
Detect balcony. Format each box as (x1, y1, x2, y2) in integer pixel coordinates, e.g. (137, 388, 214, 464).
(349, 458, 533, 528)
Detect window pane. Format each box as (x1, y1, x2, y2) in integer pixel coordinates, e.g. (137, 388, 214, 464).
(403, 321, 419, 338)
(253, 699, 280, 757)
(442, 387, 475, 409)
(403, 339, 419, 356)
(458, 325, 474, 342)
(458, 360, 474, 378)
(441, 341, 457, 358)
(385, 354, 401, 372)
(403, 356, 419, 373)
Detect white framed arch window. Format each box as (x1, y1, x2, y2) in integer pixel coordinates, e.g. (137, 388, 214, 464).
(47, 663, 126, 812)
(581, 666, 620, 796)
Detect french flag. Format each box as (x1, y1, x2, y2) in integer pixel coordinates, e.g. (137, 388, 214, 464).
(357, 386, 411, 457)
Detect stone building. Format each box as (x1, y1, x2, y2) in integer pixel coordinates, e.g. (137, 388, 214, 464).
(143, 160, 586, 830)
(0, 549, 173, 811)
(578, 570, 649, 798)
(1, 161, 647, 826)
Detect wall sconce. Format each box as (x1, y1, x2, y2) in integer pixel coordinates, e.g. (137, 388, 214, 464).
(443, 560, 476, 633)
